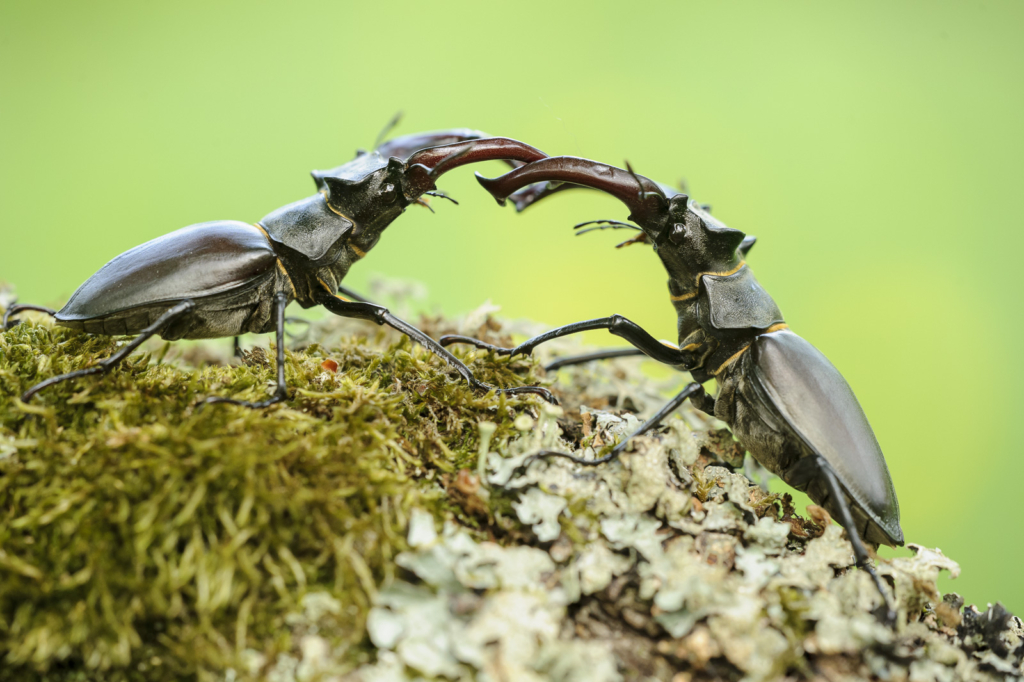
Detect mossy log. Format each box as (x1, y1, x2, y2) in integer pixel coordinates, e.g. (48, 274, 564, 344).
(1, 288, 1021, 682)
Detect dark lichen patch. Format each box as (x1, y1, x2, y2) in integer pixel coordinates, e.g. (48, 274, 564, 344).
(0, 297, 548, 681)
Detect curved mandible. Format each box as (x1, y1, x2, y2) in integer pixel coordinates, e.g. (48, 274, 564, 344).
(402, 138, 548, 200)
(475, 156, 670, 231)
(508, 174, 685, 214)
(376, 128, 490, 161)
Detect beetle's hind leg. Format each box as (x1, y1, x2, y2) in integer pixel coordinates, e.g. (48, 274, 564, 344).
(20, 301, 195, 402)
(785, 455, 897, 625)
(441, 315, 689, 367)
(3, 302, 57, 330)
(207, 292, 289, 409)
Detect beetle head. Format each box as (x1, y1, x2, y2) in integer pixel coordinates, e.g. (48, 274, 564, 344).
(321, 157, 409, 252)
(474, 156, 750, 289)
(655, 196, 748, 284)
(314, 138, 549, 258)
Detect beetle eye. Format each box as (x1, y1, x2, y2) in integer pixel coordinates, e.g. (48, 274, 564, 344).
(381, 183, 395, 195)
(669, 223, 686, 245)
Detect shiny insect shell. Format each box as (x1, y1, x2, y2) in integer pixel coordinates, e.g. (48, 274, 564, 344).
(4, 130, 554, 406)
(442, 155, 901, 617)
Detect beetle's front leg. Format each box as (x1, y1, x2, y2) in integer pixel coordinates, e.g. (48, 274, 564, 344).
(316, 290, 556, 404)
(441, 314, 703, 369)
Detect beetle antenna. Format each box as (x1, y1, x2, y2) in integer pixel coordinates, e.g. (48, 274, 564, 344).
(573, 219, 641, 232)
(373, 111, 404, 150)
(424, 190, 459, 206)
(574, 220, 643, 238)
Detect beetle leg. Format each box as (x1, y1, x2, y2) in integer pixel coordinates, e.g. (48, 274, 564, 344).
(441, 315, 693, 368)
(528, 382, 706, 466)
(436, 334, 513, 354)
(284, 317, 312, 343)
(20, 301, 194, 402)
(785, 455, 896, 624)
(544, 348, 647, 371)
(316, 293, 556, 404)
(206, 293, 289, 409)
(3, 303, 57, 330)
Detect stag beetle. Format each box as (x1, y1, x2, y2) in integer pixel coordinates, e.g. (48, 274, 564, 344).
(2, 129, 555, 407)
(441, 156, 902, 619)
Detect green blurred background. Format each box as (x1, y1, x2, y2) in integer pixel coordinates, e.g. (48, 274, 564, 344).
(2, 2, 1021, 611)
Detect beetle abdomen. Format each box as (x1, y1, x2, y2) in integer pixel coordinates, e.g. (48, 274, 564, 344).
(741, 327, 901, 544)
(55, 221, 281, 339)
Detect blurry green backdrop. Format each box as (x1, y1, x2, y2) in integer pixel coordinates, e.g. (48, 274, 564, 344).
(2, 2, 1021, 612)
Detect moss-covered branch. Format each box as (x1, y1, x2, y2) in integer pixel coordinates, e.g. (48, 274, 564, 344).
(1, 287, 1021, 681)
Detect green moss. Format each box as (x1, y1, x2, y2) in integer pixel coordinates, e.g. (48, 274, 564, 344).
(3, 298, 1021, 682)
(0, 306, 547, 680)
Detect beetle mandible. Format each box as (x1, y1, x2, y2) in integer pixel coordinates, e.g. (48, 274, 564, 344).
(2, 130, 555, 406)
(441, 156, 902, 620)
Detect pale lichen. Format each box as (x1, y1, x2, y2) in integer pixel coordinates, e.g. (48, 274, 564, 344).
(1, 286, 1021, 681)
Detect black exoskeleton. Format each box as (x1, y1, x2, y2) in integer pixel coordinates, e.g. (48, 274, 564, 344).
(3, 130, 555, 407)
(441, 156, 903, 620)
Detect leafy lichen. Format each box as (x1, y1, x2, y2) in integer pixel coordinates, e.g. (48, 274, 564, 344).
(1, 286, 1021, 681)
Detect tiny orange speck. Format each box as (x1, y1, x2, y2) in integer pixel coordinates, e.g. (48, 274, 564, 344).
(321, 359, 339, 372)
